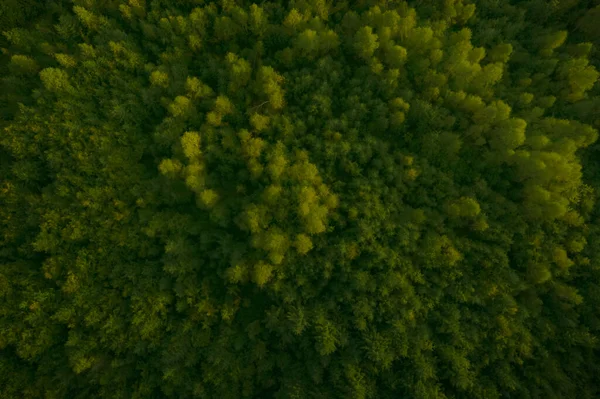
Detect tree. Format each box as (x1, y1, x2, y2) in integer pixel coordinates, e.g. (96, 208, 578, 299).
(354, 26, 379, 61)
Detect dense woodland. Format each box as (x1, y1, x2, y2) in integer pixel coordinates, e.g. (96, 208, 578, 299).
(1, 1, 600, 398)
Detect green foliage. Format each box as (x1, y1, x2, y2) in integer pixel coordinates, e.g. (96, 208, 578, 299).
(0, 0, 44, 30)
(1, 1, 600, 398)
(39, 67, 73, 92)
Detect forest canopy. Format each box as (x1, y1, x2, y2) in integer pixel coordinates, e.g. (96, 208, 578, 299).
(1, 0, 600, 398)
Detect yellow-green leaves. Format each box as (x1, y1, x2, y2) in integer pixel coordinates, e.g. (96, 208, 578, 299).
(39, 67, 72, 92)
(385, 44, 407, 68)
(9, 55, 39, 74)
(78, 43, 97, 58)
(119, 0, 146, 19)
(283, 8, 303, 28)
(225, 52, 252, 93)
(354, 26, 379, 61)
(150, 70, 169, 88)
(249, 113, 270, 133)
(445, 197, 481, 218)
(488, 118, 527, 151)
(295, 29, 319, 55)
(389, 97, 410, 127)
(557, 57, 600, 103)
(266, 142, 287, 180)
(256, 228, 289, 264)
(297, 186, 318, 217)
(168, 96, 194, 118)
(294, 234, 313, 255)
(181, 131, 201, 160)
(537, 30, 567, 56)
(421, 233, 463, 267)
(528, 263, 552, 284)
(226, 263, 249, 284)
(184, 162, 205, 192)
(213, 15, 238, 42)
(389, 97, 410, 112)
(487, 43, 513, 63)
(468, 47, 486, 63)
(296, 184, 329, 234)
(294, 28, 340, 58)
(320, 29, 340, 53)
(553, 246, 574, 269)
(55, 53, 77, 68)
(523, 184, 569, 220)
(239, 204, 268, 233)
(73, 5, 107, 30)
(252, 261, 273, 287)
(262, 184, 282, 204)
(249, 4, 267, 36)
(186, 76, 214, 99)
(242, 136, 266, 158)
(198, 189, 219, 208)
(566, 235, 586, 254)
(159, 158, 183, 177)
(214, 95, 234, 115)
(188, 33, 202, 51)
(253, 66, 285, 110)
